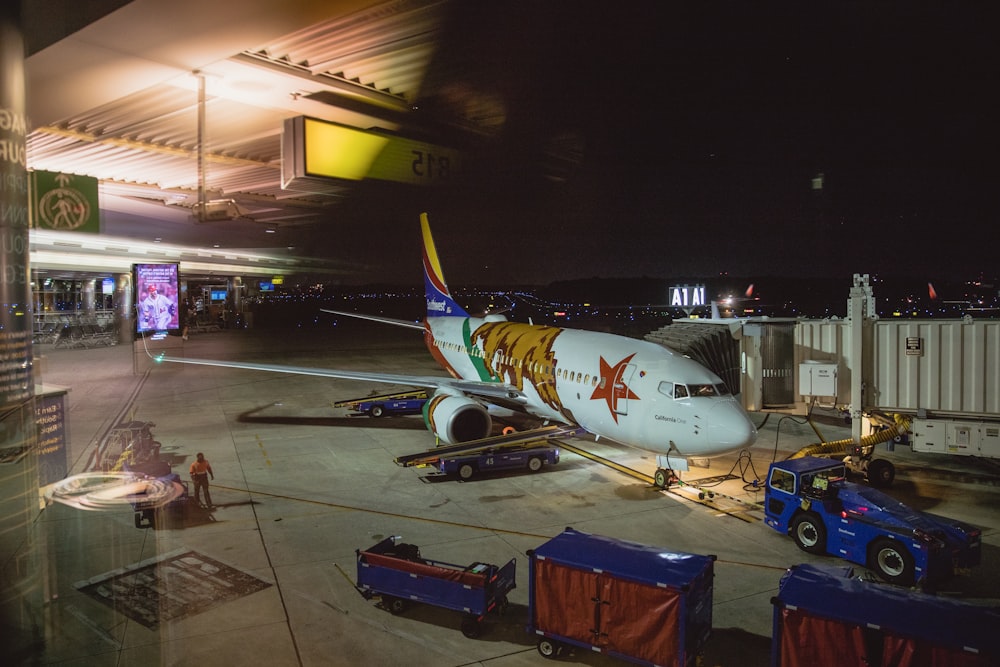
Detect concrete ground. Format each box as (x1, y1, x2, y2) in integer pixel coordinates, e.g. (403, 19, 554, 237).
(18, 321, 1000, 666)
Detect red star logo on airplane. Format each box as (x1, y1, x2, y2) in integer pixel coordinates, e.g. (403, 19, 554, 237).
(590, 354, 639, 422)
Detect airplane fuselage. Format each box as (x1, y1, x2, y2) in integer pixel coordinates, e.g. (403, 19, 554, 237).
(424, 315, 757, 458)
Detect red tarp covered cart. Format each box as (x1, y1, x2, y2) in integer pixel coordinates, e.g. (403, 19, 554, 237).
(526, 527, 715, 666)
(771, 563, 999, 667)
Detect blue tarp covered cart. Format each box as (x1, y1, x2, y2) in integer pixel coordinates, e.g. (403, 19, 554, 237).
(771, 563, 999, 667)
(526, 527, 715, 666)
(355, 535, 516, 638)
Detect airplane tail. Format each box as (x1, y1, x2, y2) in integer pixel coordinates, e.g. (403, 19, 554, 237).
(421, 213, 469, 318)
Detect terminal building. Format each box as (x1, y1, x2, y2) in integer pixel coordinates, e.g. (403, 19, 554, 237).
(2, 2, 997, 665)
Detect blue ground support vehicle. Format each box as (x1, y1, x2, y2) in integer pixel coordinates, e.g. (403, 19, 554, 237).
(355, 535, 516, 638)
(763, 456, 981, 586)
(438, 443, 560, 480)
(526, 528, 715, 666)
(335, 391, 428, 418)
(351, 397, 426, 417)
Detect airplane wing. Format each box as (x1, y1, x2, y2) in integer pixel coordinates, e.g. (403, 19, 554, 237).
(319, 308, 424, 330)
(154, 356, 528, 404)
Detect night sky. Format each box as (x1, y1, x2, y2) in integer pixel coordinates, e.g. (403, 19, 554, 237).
(321, 3, 995, 288)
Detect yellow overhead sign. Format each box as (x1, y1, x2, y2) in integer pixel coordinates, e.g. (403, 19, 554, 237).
(303, 119, 389, 181)
(282, 117, 461, 191)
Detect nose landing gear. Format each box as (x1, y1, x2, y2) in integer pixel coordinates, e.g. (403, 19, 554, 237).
(653, 467, 679, 489)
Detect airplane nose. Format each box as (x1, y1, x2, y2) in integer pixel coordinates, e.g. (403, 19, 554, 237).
(706, 401, 758, 452)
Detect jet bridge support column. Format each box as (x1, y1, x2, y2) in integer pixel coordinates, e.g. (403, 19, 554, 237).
(847, 274, 876, 446)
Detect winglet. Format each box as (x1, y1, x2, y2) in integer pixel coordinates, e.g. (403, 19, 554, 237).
(421, 213, 468, 318)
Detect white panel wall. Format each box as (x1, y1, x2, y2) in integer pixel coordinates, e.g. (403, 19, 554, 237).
(788, 318, 1000, 419)
(872, 320, 1000, 418)
(795, 320, 851, 402)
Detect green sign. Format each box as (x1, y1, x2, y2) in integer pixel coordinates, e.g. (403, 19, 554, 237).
(30, 170, 99, 233)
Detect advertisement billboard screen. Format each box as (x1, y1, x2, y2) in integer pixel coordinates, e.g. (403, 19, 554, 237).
(134, 263, 180, 332)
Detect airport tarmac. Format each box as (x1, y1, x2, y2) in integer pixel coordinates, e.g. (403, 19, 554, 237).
(21, 321, 1000, 666)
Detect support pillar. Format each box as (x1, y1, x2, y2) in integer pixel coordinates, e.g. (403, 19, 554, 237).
(0, 2, 43, 658)
(81, 278, 96, 319)
(116, 272, 133, 347)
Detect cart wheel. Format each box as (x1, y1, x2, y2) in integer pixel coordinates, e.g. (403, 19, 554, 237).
(496, 596, 509, 617)
(134, 509, 155, 528)
(654, 468, 669, 488)
(537, 638, 563, 659)
(458, 463, 475, 480)
(382, 595, 407, 615)
(370, 405, 385, 418)
(527, 456, 544, 472)
(461, 616, 482, 639)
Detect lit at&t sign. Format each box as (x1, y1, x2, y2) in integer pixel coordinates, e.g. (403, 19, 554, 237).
(669, 285, 706, 308)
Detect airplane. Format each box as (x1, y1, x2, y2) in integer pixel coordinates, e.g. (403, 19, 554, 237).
(158, 213, 757, 486)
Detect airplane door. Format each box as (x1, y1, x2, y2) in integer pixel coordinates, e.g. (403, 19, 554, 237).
(614, 364, 636, 416)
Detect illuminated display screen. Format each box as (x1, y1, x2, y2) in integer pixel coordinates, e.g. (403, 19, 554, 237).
(210, 290, 227, 302)
(134, 263, 179, 332)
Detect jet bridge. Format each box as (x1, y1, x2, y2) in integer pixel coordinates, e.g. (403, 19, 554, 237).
(646, 274, 1000, 481)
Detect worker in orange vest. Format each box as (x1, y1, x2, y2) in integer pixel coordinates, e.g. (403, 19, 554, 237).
(189, 452, 215, 508)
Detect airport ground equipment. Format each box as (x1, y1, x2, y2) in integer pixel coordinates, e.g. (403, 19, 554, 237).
(393, 424, 579, 467)
(438, 443, 559, 479)
(95, 420, 161, 472)
(771, 563, 998, 666)
(125, 457, 190, 528)
(354, 535, 516, 638)
(763, 456, 981, 586)
(526, 527, 714, 666)
(128, 472, 189, 528)
(334, 390, 428, 417)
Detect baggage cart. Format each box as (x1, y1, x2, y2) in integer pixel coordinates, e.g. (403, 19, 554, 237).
(772, 563, 998, 666)
(527, 527, 714, 666)
(355, 535, 516, 638)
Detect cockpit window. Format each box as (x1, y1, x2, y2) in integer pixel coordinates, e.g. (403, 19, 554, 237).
(689, 384, 717, 397)
(674, 384, 689, 399)
(657, 381, 673, 398)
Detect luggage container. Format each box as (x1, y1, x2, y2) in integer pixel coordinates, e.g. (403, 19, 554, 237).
(771, 563, 999, 666)
(355, 535, 516, 638)
(526, 527, 715, 666)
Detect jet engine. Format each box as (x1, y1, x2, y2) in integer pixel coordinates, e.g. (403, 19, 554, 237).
(424, 394, 492, 444)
